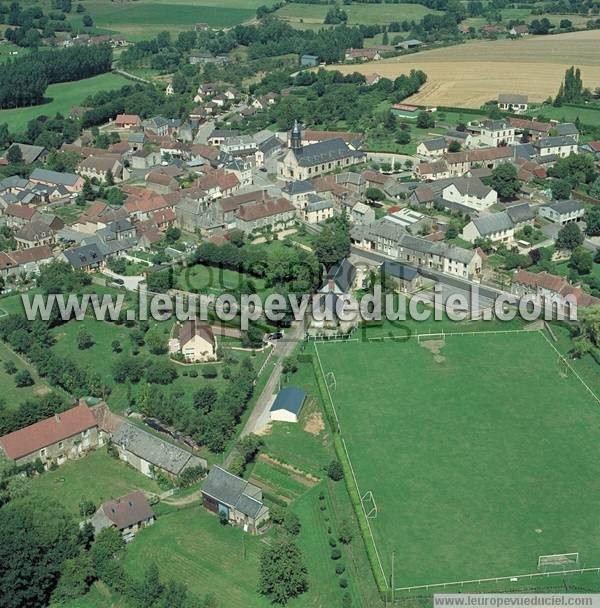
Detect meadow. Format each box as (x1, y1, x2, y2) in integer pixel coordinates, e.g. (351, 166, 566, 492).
(314, 330, 600, 588)
(29, 449, 161, 518)
(328, 29, 600, 108)
(274, 2, 440, 28)
(0, 73, 130, 133)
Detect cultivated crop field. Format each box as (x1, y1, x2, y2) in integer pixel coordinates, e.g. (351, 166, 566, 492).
(314, 330, 600, 589)
(329, 30, 600, 108)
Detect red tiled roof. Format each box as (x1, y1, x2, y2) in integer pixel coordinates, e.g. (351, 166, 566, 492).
(508, 117, 551, 134)
(513, 270, 600, 307)
(0, 404, 97, 460)
(100, 491, 154, 530)
(237, 197, 294, 222)
(115, 114, 140, 126)
(588, 141, 600, 152)
(5, 204, 35, 220)
(304, 129, 362, 144)
(153, 208, 176, 224)
(9, 245, 53, 265)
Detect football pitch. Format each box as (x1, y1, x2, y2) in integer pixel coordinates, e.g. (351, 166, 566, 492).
(313, 330, 600, 590)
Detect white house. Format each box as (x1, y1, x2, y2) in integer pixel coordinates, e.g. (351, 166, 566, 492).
(477, 119, 515, 147)
(533, 136, 578, 158)
(497, 93, 528, 113)
(538, 199, 584, 225)
(269, 387, 307, 423)
(169, 320, 217, 362)
(462, 211, 514, 245)
(441, 177, 497, 211)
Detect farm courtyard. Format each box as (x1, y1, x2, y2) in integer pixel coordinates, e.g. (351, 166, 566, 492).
(328, 29, 600, 108)
(313, 330, 600, 588)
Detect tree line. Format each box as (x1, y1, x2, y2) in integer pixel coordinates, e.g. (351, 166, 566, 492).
(0, 44, 112, 109)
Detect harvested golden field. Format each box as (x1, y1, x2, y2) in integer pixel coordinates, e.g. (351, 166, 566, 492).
(328, 30, 600, 108)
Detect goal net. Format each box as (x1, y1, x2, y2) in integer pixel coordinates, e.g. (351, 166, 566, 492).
(538, 553, 579, 572)
(325, 371, 337, 392)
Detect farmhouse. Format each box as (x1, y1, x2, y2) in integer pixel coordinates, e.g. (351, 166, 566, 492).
(202, 465, 270, 534)
(415, 159, 450, 181)
(278, 122, 365, 181)
(169, 320, 216, 362)
(462, 211, 514, 245)
(304, 195, 334, 223)
(59, 243, 105, 271)
(78, 156, 123, 183)
(14, 220, 56, 250)
(533, 136, 578, 158)
(91, 491, 155, 542)
(417, 137, 448, 157)
(0, 403, 104, 468)
(111, 421, 207, 480)
(344, 48, 381, 62)
(301, 54, 319, 67)
(538, 199, 584, 225)
(477, 119, 515, 147)
(508, 117, 551, 141)
(5, 143, 47, 165)
(497, 93, 528, 113)
(29, 168, 84, 193)
(270, 387, 307, 423)
(115, 114, 141, 129)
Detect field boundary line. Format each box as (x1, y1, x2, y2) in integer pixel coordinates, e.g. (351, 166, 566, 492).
(313, 343, 389, 591)
(539, 330, 600, 406)
(395, 566, 600, 592)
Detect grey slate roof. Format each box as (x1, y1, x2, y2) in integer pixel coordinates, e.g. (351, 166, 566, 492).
(327, 258, 356, 293)
(282, 180, 314, 195)
(506, 202, 534, 223)
(382, 260, 419, 281)
(62, 243, 104, 269)
(293, 138, 364, 167)
(541, 199, 584, 214)
(0, 176, 28, 191)
(554, 123, 579, 137)
(534, 136, 577, 148)
(30, 168, 80, 187)
(270, 386, 306, 415)
(472, 211, 513, 235)
(202, 465, 266, 519)
(421, 137, 447, 152)
(112, 421, 205, 476)
(398, 233, 477, 264)
(7, 143, 46, 164)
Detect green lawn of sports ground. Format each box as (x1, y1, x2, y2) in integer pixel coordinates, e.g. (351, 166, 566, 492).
(0, 73, 130, 133)
(314, 330, 600, 588)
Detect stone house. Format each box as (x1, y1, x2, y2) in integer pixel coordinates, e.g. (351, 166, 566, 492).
(90, 491, 155, 542)
(0, 403, 104, 468)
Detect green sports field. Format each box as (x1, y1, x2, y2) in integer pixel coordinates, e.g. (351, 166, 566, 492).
(314, 330, 600, 589)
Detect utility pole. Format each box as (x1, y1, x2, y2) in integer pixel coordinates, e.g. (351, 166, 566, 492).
(391, 551, 395, 605)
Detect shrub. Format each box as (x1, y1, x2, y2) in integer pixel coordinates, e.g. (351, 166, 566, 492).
(320, 504, 327, 511)
(328, 537, 337, 547)
(327, 459, 344, 481)
(189, 370, 198, 378)
(342, 592, 352, 607)
(331, 548, 342, 560)
(339, 577, 348, 588)
(336, 563, 346, 575)
(202, 367, 218, 379)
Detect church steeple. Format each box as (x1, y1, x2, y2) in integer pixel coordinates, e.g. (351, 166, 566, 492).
(289, 120, 302, 150)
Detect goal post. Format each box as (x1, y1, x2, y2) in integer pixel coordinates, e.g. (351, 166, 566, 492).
(361, 490, 378, 519)
(417, 331, 446, 344)
(325, 371, 337, 392)
(557, 355, 570, 377)
(538, 553, 580, 571)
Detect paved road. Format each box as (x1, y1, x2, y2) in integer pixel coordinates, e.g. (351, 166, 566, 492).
(227, 320, 306, 452)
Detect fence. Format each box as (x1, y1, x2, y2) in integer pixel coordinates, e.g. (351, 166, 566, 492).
(395, 566, 600, 593)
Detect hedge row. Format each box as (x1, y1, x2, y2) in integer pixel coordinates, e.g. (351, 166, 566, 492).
(307, 352, 389, 594)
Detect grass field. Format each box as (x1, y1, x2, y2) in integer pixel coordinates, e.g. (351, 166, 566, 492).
(313, 330, 600, 589)
(274, 2, 440, 28)
(0, 73, 130, 133)
(526, 103, 600, 127)
(0, 339, 54, 408)
(29, 449, 161, 518)
(327, 29, 600, 108)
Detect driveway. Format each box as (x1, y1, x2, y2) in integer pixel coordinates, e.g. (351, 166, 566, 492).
(103, 269, 145, 291)
(540, 222, 597, 252)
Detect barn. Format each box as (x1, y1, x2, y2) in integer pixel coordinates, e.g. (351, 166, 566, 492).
(269, 387, 307, 423)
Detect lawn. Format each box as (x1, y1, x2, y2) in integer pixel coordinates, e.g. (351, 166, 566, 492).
(54, 203, 89, 225)
(0, 73, 130, 133)
(122, 504, 272, 608)
(29, 449, 161, 518)
(313, 329, 600, 588)
(526, 103, 600, 128)
(262, 359, 333, 477)
(176, 262, 270, 297)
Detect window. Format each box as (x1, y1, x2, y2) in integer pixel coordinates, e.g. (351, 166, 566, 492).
(58, 442, 64, 449)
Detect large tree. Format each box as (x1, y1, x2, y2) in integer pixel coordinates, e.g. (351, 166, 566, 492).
(314, 213, 351, 269)
(556, 222, 584, 250)
(0, 497, 80, 608)
(258, 535, 308, 604)
(490, 162, 520, 199)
